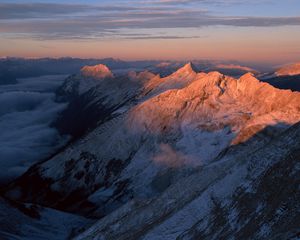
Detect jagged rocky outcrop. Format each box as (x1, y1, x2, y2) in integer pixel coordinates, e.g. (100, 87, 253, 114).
(4, 64, 300, 224)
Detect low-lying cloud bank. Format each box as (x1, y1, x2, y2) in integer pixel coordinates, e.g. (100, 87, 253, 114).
(0, 75, 68, 184)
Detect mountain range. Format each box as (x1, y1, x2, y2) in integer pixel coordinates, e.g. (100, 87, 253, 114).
(1, 62, 300, 239)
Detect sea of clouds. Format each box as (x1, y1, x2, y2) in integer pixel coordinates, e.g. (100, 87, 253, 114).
(0, 75, 69, 184)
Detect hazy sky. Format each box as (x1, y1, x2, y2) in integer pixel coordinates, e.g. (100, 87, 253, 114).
(0, 0, 300, 63)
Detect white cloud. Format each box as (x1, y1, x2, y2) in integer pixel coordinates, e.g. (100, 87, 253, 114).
(0, 2, 299, 41)
(0, 75, 69, 184)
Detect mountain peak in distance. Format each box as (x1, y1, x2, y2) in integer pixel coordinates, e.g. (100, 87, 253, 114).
(173, 62, 198, 75)
(80, 64, 114, 80)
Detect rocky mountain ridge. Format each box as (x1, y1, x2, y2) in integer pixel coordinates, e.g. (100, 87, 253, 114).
(5, 63, 300, 215)
(2, 62, 300, 239)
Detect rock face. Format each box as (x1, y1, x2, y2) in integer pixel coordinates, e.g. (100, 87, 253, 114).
(276, 62, 300, 76)
(3, 63, 300, 239)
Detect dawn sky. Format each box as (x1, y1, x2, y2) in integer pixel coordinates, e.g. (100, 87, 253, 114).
(0, 0, 299, 63)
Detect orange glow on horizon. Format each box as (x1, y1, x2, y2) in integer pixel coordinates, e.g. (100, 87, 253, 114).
(1, 26, 299, 64)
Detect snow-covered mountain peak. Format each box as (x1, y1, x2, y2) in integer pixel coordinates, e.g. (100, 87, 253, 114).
(141, 62, 199, 97)
(239, 72, 257, 81)
(80, 64, 114, 80)
(172, 62, 197, 76)
(57, 64, 115, 99)
(133, 71, 300, 144)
